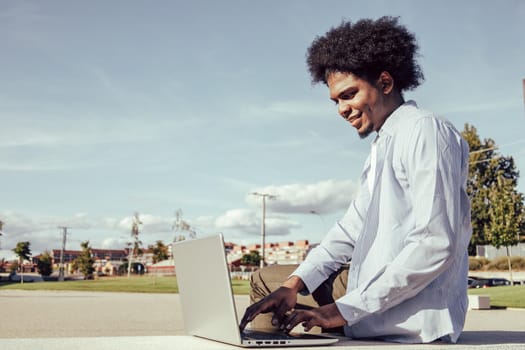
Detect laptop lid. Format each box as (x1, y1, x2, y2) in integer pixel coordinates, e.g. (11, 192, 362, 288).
(173, 234, 243, 346)
(173, 234, 338, 347)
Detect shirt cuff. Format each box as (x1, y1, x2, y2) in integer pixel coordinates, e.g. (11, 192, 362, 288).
(334, 289, 370, 326)
(289, 261, 328, 296)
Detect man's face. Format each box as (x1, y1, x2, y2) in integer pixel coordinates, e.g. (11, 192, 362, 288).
(327, 71, 389, 139)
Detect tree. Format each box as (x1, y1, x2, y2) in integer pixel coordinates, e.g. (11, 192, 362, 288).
(70, 259, 79, 274)
(240, 250, 261, 266)
(36, 251, 54, 277)
(12, 241, 31, 284)
(130, 212, 143, 256)
(172, 209, 196, 242)
(149, 240, 169, 264)
(462, 124, 525, 255)
(486, 175, 524, 282)
(75, 241, 95, 279)
(127, 212, 143, 278)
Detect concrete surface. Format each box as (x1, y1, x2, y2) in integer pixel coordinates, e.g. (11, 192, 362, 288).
(1, 290, 524, 349)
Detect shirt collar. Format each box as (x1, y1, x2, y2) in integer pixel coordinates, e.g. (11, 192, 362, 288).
(376, 100, 418, 138)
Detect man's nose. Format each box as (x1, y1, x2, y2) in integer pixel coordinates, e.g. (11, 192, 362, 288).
(338, 101, 350, 119)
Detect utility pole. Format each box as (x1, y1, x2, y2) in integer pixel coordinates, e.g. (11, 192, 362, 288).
(252, 192, 276, 268)
(519, 80, 525, 251)
(57, 226, 70, 282)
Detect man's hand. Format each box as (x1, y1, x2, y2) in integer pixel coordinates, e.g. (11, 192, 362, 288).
(239, 276, 304, 331)
(280, 303, 346, 333)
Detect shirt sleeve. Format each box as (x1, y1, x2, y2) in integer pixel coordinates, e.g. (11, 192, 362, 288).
(335, 117, 467, 325)
(291, 175, 369, 294)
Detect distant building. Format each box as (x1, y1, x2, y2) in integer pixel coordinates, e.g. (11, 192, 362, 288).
(42, 248, 128, 275)
(227, 239, 312, 267)
(49, 248, 128, 265)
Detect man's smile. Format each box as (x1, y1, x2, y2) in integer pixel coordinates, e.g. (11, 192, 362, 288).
(347, 112, 362, 128)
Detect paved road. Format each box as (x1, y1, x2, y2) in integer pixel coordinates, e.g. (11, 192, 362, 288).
(1, 289, 525, 346)
(0, 290, 247, 338)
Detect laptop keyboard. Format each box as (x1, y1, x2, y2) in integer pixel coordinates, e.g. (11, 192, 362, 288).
(242, 329, 337, 346)
(242, 329, 331, 340)
(242, 330, 296, 340)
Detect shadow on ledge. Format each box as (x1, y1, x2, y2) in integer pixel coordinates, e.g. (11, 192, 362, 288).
(459, 331, 525, 345)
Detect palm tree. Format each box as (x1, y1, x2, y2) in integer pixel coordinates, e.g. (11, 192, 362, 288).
(13, 241, 31, 284)
(149, 240, 169, 264)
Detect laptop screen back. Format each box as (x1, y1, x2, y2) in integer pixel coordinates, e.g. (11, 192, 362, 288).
(173, 234, 243, 345)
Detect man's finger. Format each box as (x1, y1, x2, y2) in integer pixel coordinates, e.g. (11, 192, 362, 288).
(272, 301, 291, 327)
(239, 312, 252, 331)
(240, 302, 263, 330)
(302, 320, 313, 332)
(282, 311, 301, 332)
(240, 298, 275, 330)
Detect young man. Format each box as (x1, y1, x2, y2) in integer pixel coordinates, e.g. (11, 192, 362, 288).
(240, 17, 472, 343)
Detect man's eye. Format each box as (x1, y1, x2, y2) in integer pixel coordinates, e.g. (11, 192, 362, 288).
(341, 92, 355, 100)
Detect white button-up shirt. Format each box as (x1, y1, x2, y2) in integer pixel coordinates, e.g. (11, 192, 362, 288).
(293, 101, 472, 343)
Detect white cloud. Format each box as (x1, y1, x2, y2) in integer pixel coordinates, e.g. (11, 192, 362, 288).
(100, 237, 129, 250)
(0, 178, 355, 254)
(0, 211, 37, 235)
(247, 179, 356, 215)
(214, 209, 301, 238)
(115, 213, 173, 235)
(0, 211, 103, 255)
(265, 215, 302, 236)
(215, 209, 258, 233)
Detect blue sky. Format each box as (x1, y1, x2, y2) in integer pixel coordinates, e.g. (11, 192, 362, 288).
(1, 0, 525, 258)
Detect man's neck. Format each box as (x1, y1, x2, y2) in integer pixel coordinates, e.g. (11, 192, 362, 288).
(376, 93, 405, 132)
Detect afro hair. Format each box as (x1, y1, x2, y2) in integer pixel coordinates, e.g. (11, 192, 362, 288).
(306, 16, 424, 92)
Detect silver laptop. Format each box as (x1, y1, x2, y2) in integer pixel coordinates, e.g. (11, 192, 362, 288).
(173, 234, 338, 347)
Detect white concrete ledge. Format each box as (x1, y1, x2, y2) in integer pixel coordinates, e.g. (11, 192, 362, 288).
(468, 295, 491, 309)
(2, 334, 525, 350)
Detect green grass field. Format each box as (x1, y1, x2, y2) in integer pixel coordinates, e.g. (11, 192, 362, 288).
(0, 275, 250, 295)
(0, 276, 180, 293)
(468, 286, 525, 308)
(1, 276, 523, 308)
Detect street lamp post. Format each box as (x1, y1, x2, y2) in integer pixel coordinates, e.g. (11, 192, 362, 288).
(252, 192, 276, 268)
(309, 210, 326, 232)
(57, 226, 69, 282)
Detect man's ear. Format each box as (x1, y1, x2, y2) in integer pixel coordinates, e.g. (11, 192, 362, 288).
(377, 71, 394, 95)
